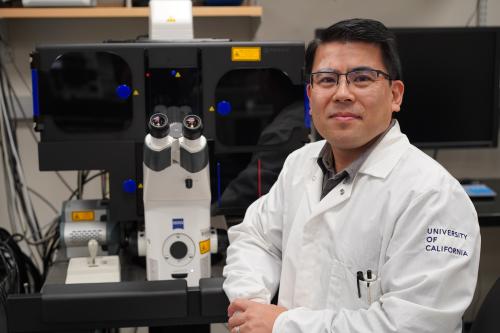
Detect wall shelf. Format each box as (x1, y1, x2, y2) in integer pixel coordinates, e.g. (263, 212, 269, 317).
(0, 5, 262, 18)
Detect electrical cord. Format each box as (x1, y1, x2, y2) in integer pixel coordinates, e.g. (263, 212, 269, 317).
(0, 239, 19, 294)
(0, 36, 31, 95)
(466, 0, 480, 26)
(101, 171, 107, 199)
(5, 216, 60, 281)
(0, 37, 73, 195)
(69, 171, 107, 201)
(40, 216, 61, 280)
(27, 187, 59, 215)
(0, 43, 47, 269)
(0, 67, 43, 243)
(0, 228, 42, 293)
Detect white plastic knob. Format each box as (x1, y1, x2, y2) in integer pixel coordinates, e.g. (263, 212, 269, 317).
(88, 239, 99, 266)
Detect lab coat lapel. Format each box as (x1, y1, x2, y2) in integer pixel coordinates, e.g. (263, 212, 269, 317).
(304, 161, 322, 211)
(308, 177, 353, 221)
(301, 156, 353, 223)
(304, 122, 409, 222)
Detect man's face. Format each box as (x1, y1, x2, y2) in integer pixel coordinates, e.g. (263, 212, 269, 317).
(307, 41, 404, 151)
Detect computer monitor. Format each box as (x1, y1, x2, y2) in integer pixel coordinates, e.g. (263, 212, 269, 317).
(392, 27, 500, 148)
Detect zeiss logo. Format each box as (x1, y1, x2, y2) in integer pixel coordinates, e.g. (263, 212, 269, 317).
(172, 218, 184, 230)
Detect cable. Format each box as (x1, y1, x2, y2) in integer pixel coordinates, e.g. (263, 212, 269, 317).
(0, 228, 43, 293)
(0, 238, 20, 294)
(68, 171, 107, 200)
(0, 45, 46, 268)
(28, 187, 59, 215)
(54, 171, 73, 194)
(0, 105, 19, 235)
(101, 171, 107, 199)
(0, 35, 31, 94)
(466, 0, 479, 26)
(0, 39, 73, 194)
(0, 62, 67, 272)
(0, 44, 66, 280)
(39, 216, 61, 280)
(6, 217, 60, 281)
(0, 69, 42, 241)
(77, 171, 84, 200)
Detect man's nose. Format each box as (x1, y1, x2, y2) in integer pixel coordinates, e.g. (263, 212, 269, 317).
(333, 75, 354, 102)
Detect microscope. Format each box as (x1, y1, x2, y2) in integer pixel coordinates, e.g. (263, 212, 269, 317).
(143, 113, 211, 287)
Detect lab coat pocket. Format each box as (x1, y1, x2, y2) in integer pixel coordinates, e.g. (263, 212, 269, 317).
(327, 259, 382, 310)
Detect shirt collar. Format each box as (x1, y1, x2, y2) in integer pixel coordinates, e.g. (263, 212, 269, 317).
(316, 120, 396, 181)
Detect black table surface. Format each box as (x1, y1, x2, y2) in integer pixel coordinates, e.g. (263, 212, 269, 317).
(7, 256, 228, 333)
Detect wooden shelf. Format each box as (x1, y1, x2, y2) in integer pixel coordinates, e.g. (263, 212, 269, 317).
(0, 5, 262, 18)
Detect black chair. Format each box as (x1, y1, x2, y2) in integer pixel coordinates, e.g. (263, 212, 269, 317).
(470, 278, 500, 333)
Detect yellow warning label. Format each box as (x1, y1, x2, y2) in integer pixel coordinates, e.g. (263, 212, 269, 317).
(232, 47, 261, 62)
(199, 239, 210, 255)
(175, 72, 181, 78)
(133, 89, 139, 96)
(72, 211, 95, 222)
(209, 106, 215, 112)
(138, 183, 143, 189)
(167, 16, 176, 23)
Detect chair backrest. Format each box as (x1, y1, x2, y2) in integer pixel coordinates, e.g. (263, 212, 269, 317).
(471, 278, 500, 333)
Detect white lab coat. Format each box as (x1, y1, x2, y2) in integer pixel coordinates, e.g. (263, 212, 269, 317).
(223, 121, 480, 333)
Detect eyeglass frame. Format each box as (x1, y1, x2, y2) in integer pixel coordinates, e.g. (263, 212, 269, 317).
(309, 67, 393, 89)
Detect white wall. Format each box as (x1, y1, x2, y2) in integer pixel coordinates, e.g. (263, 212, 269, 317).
(255, 0, 494, 41)
(1, 0, 500, 322)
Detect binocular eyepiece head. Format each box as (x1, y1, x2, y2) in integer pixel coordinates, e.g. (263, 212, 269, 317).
(148, 113, 170, 138)
(148, 113, 203, 140)
(182, 115, 203, 140)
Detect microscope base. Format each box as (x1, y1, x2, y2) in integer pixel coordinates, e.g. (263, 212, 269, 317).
(65, 255, 121, 284)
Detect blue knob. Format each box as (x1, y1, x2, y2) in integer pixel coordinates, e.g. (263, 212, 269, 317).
(217, 100, 232, 116)
(116, 84, 132, 100)
(122, 179, 137, 193)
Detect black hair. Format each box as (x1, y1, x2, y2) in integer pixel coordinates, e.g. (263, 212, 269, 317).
(305, 18, 402, 81)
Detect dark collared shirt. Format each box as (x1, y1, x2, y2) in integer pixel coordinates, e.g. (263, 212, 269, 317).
(317, 120, 396, 200)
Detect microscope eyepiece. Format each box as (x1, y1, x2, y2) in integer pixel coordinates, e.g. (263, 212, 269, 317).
(182, 115, 203, 140)
(148, 113, 170, 138)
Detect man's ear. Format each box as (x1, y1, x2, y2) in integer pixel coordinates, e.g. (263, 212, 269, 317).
(391, 80, 404, 113)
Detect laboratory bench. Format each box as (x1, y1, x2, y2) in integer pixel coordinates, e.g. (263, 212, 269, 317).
(6, 255, 229, 332)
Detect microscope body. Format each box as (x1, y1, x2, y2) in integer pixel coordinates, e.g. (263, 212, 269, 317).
(143, 114, 211, 287)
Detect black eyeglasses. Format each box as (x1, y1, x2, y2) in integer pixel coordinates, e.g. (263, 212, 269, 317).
(310, 68, 392, 90)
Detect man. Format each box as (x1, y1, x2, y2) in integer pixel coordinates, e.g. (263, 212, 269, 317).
(222, 18, 480, 333)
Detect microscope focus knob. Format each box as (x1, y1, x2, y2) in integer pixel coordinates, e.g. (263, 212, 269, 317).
(170, 241, 188, 259)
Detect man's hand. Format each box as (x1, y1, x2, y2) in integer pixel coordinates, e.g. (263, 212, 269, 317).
(227, 299, 287, 333)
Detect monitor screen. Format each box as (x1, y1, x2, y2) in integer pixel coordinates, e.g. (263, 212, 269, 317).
(392, 27, 500, 148)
